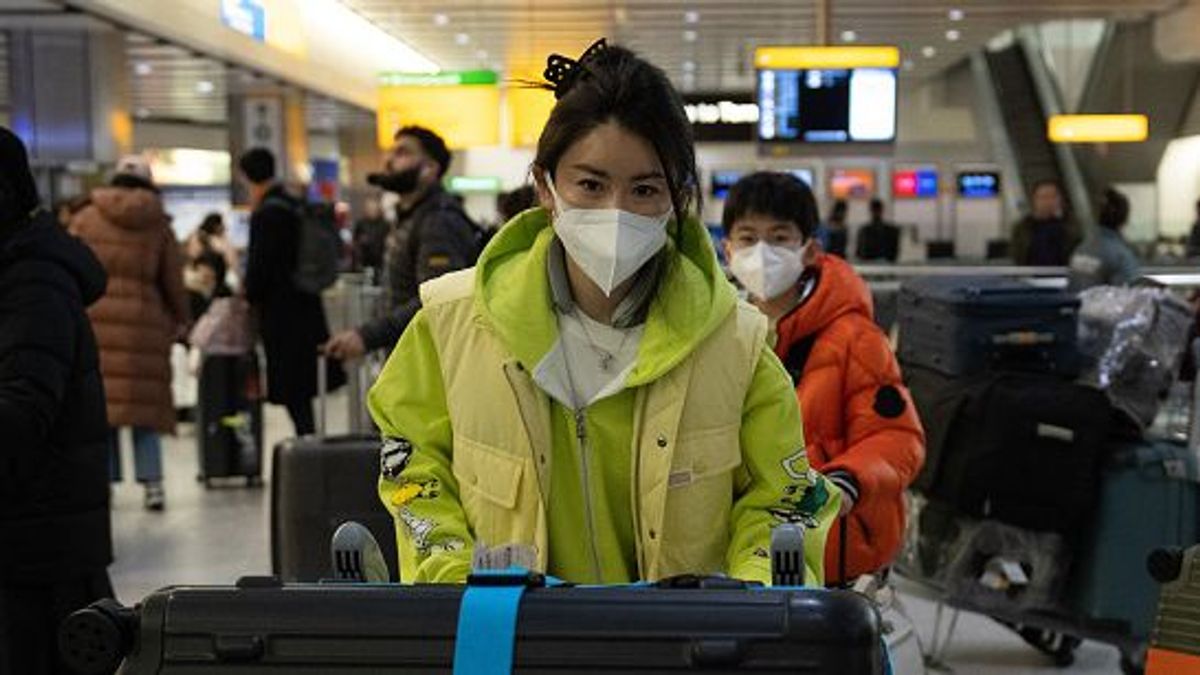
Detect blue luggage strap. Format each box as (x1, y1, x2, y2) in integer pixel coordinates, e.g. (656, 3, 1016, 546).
(454, 568, 562, 675)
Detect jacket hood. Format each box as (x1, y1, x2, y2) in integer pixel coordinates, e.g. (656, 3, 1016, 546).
(474, 207, 736, 386)
(777, 253, 873, 342)
(1, 210, 107, 305)
(90, 186, 166, 231)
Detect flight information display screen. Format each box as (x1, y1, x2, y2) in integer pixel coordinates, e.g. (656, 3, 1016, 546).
(757, 67, 897, 143)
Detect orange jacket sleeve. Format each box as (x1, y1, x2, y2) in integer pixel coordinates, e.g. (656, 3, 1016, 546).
(822, 326, 925, 508)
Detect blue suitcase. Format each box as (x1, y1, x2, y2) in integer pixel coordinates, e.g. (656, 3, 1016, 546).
(897, 276, 1081, 377)
(1069, 441, 1200, 639)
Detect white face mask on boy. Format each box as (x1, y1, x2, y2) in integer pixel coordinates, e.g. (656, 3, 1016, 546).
(729, 241, 807, 301)
(546, 180, 670, 296)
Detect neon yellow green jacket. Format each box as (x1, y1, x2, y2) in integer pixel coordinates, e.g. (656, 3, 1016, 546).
(369, 208, 839, 585)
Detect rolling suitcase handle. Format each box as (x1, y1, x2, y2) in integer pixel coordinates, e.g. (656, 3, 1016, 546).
(316, 352, 329, 440)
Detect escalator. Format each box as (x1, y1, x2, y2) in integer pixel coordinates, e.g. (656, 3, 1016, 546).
(984, 44, 1073, 214)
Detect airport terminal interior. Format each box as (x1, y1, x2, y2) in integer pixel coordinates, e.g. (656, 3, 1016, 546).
(4, 0, 1200, 674)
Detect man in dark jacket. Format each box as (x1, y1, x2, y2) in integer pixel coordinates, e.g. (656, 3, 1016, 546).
(239, 148, 345, 435)
(324, 126, 480, 361)
(0, 127, 114, 675)
(855, 198, 901, 262)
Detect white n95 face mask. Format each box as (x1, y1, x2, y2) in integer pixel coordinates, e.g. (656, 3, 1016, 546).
(729, 241, 806, 301)
(547, 180, 670, 296)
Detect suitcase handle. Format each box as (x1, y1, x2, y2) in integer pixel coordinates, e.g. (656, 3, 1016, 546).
(316, 353, 329, 440)
(990, 331, 1057, 347)
(656, 574, 759, 590)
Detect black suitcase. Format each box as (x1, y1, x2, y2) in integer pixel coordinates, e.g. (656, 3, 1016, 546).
(897, 276, 1081, 377)
(270, 433, 397, 582)
(61, 578, 885, 674)
(196, 353, 264, 486)
(906, 365, 1112, 534)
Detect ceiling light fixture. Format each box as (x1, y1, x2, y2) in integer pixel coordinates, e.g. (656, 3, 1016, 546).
(683, 30, 697, 42)
(682, 60, 696, 72)
(134, 62, 152, 76)
(946, 29, 961, 42)
(135, 107, 150, 119)
(455, 32, 470, 46)
(841, 30, 858, 43)
(433, 13, 449, 26)
(196, 80, 214, 94)
(922, 46, 937, 59)
(948, 9, 965, 22)
(684, 10, 700, 24)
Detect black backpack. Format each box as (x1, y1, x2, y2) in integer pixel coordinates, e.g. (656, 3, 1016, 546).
(266, 197, 340, 295)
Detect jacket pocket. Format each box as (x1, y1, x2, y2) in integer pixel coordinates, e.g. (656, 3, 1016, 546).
(659, 424, 741, 577)
(452, 436, 523, 508)
(671, 424, 742, 482)
(452, 435, 528, 549)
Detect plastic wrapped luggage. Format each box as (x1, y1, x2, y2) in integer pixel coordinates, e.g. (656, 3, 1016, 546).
(1068, 440, 1200, 640)
(1077, 286, 1194, 429)
(897, 276, 1080, 377)
(905, 365, 1112, 534)
(943, 520, 1071, 615)
(196, 352, 263, 486)
(60, 576, 885, 675)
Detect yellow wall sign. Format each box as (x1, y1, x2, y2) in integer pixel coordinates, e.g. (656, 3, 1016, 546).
(754, 46, 900, 70)
(1048, 114, 1149, 143)
(377, 71, 501, 149)
(506, 78, 556, 148)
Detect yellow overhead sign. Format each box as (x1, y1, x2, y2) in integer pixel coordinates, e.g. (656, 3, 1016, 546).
(1048, 114, 1149, 143)
(377, 72, 501, 149)
(754, 46, 901, 70)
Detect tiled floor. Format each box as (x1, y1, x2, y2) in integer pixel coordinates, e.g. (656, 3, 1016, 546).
(108, 392, 1125, 674)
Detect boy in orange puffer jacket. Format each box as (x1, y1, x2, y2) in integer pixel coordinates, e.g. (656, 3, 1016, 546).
(722, 172, 925, 585)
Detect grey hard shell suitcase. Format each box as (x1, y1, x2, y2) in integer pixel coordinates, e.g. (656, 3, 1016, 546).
(196, 353, 264, 486)
(897, 276, 1081, 377)
(61, 578, 885, 674)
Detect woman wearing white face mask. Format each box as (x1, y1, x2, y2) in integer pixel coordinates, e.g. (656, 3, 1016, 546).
(723, 172, 925, 586)
(368, 41, 839, 586)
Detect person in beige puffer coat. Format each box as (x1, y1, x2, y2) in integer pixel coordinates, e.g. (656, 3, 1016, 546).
(70, 157, 188, 511)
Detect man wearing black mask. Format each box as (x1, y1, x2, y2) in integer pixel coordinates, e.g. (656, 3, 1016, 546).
(0, 127, 114, 674)
(324, 126, 479, 360)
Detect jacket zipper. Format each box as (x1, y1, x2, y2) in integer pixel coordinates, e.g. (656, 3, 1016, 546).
(574, 408, 604, 583)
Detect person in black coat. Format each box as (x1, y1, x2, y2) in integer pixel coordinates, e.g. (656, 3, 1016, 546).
(239, 148, 345, 436)
(855, 198, 901, 262)
(0, 127, 114, 675)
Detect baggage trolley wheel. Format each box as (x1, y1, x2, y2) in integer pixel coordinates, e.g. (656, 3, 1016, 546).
(1011, 624, 1081, 668)
(1119, 645, 1146, 675)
